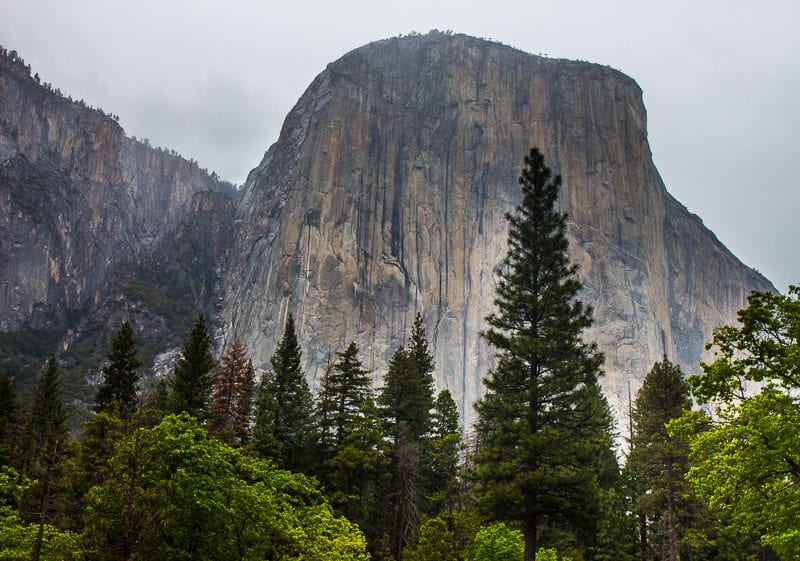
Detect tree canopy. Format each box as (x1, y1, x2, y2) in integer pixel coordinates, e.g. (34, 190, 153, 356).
(472, 148, 613, 561)
(674, 286, 800, 560)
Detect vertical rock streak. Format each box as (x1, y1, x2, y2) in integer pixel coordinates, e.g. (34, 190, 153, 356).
(224, 34, 772, 427)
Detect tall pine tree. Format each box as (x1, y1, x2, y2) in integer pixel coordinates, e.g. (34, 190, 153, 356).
(24, 356, 69, 561)
(424, 389, 463, 517)
(96, 321, 141, 418)
(380, 314, 436, 442)
(0, 371, 18, 466)
(625, 357, 691, 561)
(315, 341, 373, 447)
(472, 148, 612, 561)
(170, 315, 216, 419)
(252, 314, 315, 471)
(208, 337, 255, 445)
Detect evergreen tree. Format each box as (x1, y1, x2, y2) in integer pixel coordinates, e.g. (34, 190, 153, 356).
(385, 421, 422, 557)
(424, 389, 462, 516)
(316, 342, 373, 447)
(24, 356, 69, 561)
(66, 408, 123, 530)
(316, 343, 389, 549)
(0, 371, 18, 466)
(96, 321, 141, 418)
(402, 516, 459, 561)
(208, 337, 254, 445)
(252, 314, 315, 471)
(328, 396, 390, 550)
(170, 315, 216, 419)
(625, 357, 691, 561)
(472, 148, 612, 561)
(379, 315, 435, 441)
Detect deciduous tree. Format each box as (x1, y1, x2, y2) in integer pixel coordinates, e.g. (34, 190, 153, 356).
(674, 286, 800, 560)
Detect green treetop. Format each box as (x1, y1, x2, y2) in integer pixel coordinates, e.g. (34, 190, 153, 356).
(96, 321, 141, 418)
(170, 315, 216, 419)
(672, 286, 800, 560)
(472, 148, 612, 561)
(316, 341, 373, 447)
(380, 313, 436, 442)
(252, 314, 315, 471)
(625, 357, 691, 561)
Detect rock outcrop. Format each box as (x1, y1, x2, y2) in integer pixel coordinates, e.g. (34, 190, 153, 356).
(0, 49, 233, 332)
(223, 33, 773, 427)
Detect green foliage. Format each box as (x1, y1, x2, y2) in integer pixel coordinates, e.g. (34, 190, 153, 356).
(95, 321, 141, 418)
(592, 488, 635, 561)
(472, 148, 613, 558)
(380, 314, 436, 442)
(252, 314, 315, 471)
(82, 413, 369, 561)
(0, 329, 62, 397)
(170, 315, 216, 419)
(473, 522, 524, 561)
(316, 341, 374, 448)
(403, 516, 458, 561)
(328, 396, 390, 544)
(121, 279, 196, 345)
(65, 408, 123, 528)
(674, 286, 800, 560)
(534, 548, 573, 561)
(380, 316, 439, 557)
(0, 371, 18, 465)
(625, 357, 691, 561)
(424, 389, 463, 516)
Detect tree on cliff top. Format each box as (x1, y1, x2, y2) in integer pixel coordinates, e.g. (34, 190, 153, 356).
(471, 148, 612, 561)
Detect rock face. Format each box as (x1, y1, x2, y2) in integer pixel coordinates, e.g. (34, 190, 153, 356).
(0, 50, 232, 332)
(224, 33, 773, 427)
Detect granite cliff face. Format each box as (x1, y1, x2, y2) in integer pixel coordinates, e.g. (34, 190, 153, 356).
(0, 50, 232, 332)
(224, 33, 773, 426)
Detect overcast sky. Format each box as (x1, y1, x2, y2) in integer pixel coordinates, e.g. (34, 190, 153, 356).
(2, 0, 798, 291)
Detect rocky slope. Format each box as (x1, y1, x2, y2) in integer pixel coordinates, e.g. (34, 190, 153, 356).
(0, 48, 233, 332)
(0, 48, 235, 395)
(224, 33, 773, 427)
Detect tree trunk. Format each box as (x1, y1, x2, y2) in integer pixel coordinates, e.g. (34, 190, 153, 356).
(665, 454, 678, 561)
(31, 438, 59, 561)
(524, 515, 537, 561)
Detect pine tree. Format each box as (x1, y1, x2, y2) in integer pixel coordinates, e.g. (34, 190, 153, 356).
(96, 321, 142, 418)
(24, 356, 69, 561)
(316, 343, 389, 548)
(472, 148, 612, 561)
(625, 357, 691, 561)
(170, 315, 216, 419)
(208, 337, 254, 445)
(424, 389, 462, 516)
(380, 314, 435, 442)
(316, 341, 373, 447)
(252, 314, 314, 470)
(0, 371, 18, 465)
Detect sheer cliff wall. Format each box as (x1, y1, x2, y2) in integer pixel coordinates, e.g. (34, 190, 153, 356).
(224, 34, 772, 427)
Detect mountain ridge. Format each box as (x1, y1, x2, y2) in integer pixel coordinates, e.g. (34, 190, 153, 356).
(0, 35, 774, 429)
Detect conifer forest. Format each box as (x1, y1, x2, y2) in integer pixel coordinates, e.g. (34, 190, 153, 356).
(1, 146, 795, 561)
